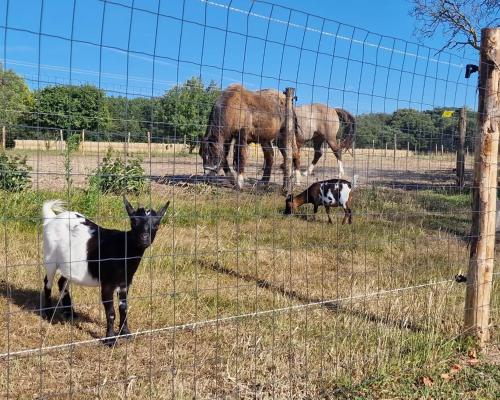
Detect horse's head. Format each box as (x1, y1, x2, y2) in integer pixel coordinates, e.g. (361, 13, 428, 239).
(199, 133, 224, 176)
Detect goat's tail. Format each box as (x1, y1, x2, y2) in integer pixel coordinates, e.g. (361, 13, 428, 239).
(42, 200, 66, 222)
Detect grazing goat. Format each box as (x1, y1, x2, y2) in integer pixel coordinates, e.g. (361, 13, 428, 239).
(42, 197, 169, 346)
(284, 178, 354, 224)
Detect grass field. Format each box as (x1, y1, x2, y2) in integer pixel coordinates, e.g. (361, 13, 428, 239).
(0, 148, 498, 399)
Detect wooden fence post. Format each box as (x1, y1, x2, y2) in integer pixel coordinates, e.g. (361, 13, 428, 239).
(2, 126, 5, 151)
(81, 129, 85, 155)
(464, 27, 500, 347)
(393, 132, 397, 168)
(457, 106, 467, 187)
(147, 131, 151, 158)
(126, 132, 131, 156)
(59, 129, 64, 152)
(282, 87, 296, 195)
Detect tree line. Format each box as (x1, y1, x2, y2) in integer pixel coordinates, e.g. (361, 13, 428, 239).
(1, 63, 475, 152)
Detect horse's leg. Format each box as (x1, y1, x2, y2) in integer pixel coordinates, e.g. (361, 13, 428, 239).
(303, 135, 324, 177)
(222, 139, 233, 178)
(292, 144, 301, 184)
(277, 134, 300, 183)
(233, 129, 247, 189)
(325, 137, 344, 178)
(260, 141, 274, 184)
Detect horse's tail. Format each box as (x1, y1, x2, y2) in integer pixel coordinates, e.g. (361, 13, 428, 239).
(335, 108, 356, 152)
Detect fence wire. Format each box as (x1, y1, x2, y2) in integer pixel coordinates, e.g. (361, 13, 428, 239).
(0, 0, 496, 399)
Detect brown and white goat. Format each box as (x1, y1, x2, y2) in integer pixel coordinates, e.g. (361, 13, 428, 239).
(284, 178, 354, 224)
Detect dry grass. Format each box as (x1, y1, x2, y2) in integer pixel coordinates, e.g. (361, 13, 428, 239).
(0, 178, 498, 399)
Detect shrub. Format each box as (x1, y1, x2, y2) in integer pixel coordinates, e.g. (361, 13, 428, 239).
(88, 147, 146, 194)
(0, 152, 32, 191)
(66, 133, 81, 152)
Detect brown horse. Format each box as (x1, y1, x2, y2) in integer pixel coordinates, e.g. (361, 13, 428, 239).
(199, 84, 287, 188)
(291, 104, 356, 179)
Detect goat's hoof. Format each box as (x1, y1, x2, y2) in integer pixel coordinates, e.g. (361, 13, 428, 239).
(62, 309, 79, 320)
(102, 336, 117, 347)
(41, 309, 55, 320)
(120, 327, 132, 339)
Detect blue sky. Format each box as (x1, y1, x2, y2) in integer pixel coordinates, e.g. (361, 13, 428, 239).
(0, 0, 478, 114)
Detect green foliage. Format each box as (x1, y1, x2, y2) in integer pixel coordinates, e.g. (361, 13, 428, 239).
(66, 133, 82, 152)
(356, 107, 477, 151)
(88, 147, 146, 194)
(105, 96, 157, 140)
(31, 84, 111, 132)
(156, 77, 220, 152)
(0, 64, 34, 147)
(0, 152, 32, 191)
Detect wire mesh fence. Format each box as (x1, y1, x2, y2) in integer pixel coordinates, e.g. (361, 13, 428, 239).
(0, 0, 498, 398)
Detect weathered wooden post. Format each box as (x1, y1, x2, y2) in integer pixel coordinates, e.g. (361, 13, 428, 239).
(464, 27, 500, 347)
(1, 126, 5, 151)
(282, 87, 296, 195)
(59, 129, 64, 152)
(406, 142, 410, 171)
(81, 129, 85, 155)
(457, 106, 467, 187)
(127, 132, 131, 156)
(393, 132, 397, 169)
(147, 131, 151, 159)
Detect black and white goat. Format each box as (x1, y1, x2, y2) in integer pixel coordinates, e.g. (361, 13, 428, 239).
(284, 178, 355, 224)
(42, 197, 169, 346)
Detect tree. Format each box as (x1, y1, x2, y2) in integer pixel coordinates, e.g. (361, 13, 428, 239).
(106, 96, 157, 141)
(31, 84, 111, 138)
(0, 64, 34, 147)
(410, 0, 500, 51)
(390, 108, 438, 149)
(156, 77, 220, 152)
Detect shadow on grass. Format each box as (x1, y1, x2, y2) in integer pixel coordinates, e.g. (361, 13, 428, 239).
(199, 260, 423, 333)
(153, 173, 286, 194)
(0, 280, 95, 327)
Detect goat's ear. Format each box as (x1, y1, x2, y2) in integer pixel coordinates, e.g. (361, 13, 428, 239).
(123, 196, 135, 216)
(157, 201, 170, 219)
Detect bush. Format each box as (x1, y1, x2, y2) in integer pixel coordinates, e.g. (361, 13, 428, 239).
(0, 152, 32, 191)
(66, 133, 81, 152)
(88, 147, 146, 194)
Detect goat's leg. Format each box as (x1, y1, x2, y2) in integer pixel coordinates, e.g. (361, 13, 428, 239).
(101, 284, 117, 346)
(260, 141, 274, 184)
(42, 271, 55, 319)
(117, 286, 131, 338)
(58, 276, 78, 320)
(310, 204, 319, 222)
(325, 206, 333, 224)
(342, 206, 353, 225)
